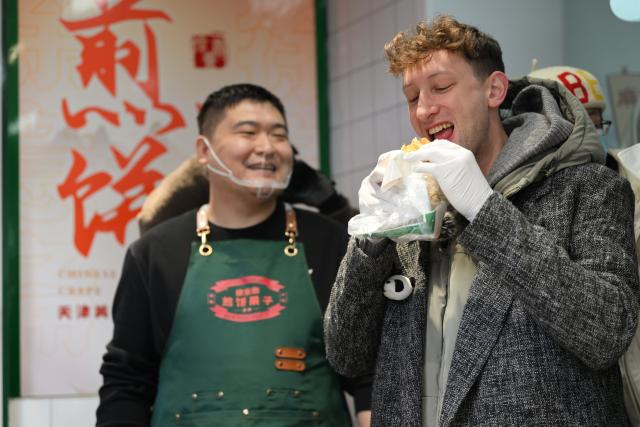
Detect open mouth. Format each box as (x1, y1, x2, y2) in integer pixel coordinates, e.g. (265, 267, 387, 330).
(427, 122, 454, 141)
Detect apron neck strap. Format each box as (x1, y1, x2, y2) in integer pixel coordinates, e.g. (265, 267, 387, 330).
(195, 203, 299, 257)
(196, 205, 213, 256)
(283, 203, 298, 257)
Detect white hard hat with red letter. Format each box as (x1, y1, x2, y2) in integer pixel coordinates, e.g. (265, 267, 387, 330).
(528, 65, 607, 111)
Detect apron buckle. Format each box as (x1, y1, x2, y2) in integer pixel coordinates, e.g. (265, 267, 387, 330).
(196, 205, 213, 256)
(198, 230, 213, 256)
(275, 346, 306, 371)
(274, 359, 306, 372)
(284, 204, 298, 257)
(275, 347, 306, 359)
(284, 231, 298, 257)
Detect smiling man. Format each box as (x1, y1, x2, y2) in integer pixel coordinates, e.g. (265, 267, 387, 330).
(97, 84, 371, 426)
(324, 16, 639, 426)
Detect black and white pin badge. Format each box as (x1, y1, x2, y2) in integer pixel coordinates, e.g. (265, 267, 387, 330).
(383, 275, 414, 300)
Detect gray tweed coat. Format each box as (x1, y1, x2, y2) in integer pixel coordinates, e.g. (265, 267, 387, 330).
(324, 79, 640, 426)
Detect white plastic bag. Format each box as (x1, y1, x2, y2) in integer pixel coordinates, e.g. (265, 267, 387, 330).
(348, 149, 447, 242)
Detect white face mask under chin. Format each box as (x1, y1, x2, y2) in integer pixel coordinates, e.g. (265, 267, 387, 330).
(201, 136, 292, 199)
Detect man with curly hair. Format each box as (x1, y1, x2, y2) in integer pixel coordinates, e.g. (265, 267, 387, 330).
(324, 15, 639, 426)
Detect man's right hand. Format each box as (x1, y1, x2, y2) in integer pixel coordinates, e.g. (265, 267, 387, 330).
(357, 150, 401, 213)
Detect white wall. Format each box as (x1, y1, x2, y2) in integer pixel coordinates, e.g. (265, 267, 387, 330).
(328, 0, 426, 204)
(426, 0, 564, 78)
(564, 0, 640, 149)
(8, 397, 98, 427)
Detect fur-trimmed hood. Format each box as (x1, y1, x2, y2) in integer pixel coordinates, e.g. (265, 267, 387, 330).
(136, 156, 208, 234)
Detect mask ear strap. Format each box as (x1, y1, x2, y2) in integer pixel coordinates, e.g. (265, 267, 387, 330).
(201, 136, 233, 176)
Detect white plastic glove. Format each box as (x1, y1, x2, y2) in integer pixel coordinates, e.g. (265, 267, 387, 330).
(405, 140, 493, 222)
(357, 150, 402, 213)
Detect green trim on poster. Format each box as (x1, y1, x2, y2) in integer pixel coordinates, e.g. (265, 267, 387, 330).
(3, 0, 21, 425)
(315, 0, 331, 177)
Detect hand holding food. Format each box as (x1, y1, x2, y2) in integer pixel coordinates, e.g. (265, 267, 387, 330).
(401, 137, 447, 206)
(405, 139, 493, 222)
(348, 147, 447, 242)
(357, 150, 401, 214)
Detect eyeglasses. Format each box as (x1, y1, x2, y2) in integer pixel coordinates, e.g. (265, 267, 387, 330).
(595, 119, 612, 136)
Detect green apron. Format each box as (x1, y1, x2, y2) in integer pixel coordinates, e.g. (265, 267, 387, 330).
(150, 204, 351, 427)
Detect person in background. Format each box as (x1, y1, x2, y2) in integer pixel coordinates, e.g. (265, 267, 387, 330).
(530, 64, 640, 425)
(528, 65, 617, 165)
(527, 65, 638, 259)
(97, 83, 371, 426)
(324, 15, 639, 426)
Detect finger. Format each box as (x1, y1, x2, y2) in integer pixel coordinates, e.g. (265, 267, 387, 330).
(404, 139, 459, 160)
(412, 162, 438, 175)
(368, 164, 387, 185)
(377, 149, 402, 164)
(404, 140, 461, 163)
(360, 176, 382, 196)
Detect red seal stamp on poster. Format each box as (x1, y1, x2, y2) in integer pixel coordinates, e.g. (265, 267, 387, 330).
(192, 33, 226, 68)
(208, 275, 288, 322)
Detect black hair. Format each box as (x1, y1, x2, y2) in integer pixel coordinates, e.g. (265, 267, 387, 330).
(197, 83, 287, 136)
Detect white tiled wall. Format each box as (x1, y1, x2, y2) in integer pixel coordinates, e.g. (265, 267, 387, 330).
(328, 0, 425, 205)
(9, 396, 98, 427)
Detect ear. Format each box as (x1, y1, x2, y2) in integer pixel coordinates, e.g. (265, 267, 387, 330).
(487, 71, 509, 108)
(195, 136, 210, 165)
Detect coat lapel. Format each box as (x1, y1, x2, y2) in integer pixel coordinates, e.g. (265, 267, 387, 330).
(439, 261, 514, 426)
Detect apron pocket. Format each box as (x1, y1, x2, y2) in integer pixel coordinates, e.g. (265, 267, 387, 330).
(174, 408, 325, 426)
(169, 386, 328, 426)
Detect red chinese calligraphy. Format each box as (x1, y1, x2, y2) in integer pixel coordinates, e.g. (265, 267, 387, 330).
(62, 99, 120, 128)
(57, 304, 111, 319)
(58, 0, 185, 256)
(58, 137, 166, 256)
(58, 305, 72, 319)
(95, 305, 109, 318)
(209, 277, 287, 323)
(77, 305, 91, 319)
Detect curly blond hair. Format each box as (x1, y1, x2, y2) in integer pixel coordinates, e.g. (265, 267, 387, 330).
(384, 15, 504, 78)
